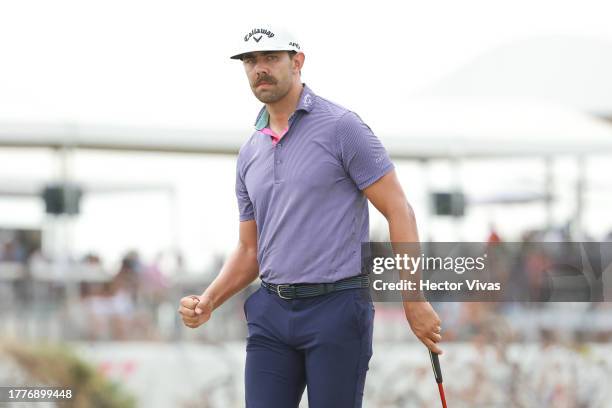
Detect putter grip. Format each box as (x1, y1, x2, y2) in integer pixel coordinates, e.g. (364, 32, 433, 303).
(429, 350, 443, 384)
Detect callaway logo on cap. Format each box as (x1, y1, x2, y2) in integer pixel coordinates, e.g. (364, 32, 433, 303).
(230, 25, 302, 60)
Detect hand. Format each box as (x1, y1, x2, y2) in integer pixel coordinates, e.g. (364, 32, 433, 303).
(178, 294, 214, 329)
(404, 301, 443, 354)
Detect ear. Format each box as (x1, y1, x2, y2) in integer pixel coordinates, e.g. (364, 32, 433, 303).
(292, 52, 305, 74)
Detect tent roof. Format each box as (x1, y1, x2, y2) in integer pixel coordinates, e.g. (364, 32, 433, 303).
(373, 98, 612, 159)
(1, 98, 612, 159)
(3, 36, 612, 160)
(421, 36, 612, 118)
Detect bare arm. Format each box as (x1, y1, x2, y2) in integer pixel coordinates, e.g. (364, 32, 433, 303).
(202, 219, 259, 310)
(179, 219, 259, 327)
(363, 170, 419, 243)
(363, 169, 443, 354)
(363, 169, 422, 298)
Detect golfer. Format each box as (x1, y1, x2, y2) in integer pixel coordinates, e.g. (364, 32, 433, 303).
(178, 25, 443, 408)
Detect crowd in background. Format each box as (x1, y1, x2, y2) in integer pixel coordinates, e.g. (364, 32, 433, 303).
(0, 226, 611, 344)
(1, 229, 612, 407)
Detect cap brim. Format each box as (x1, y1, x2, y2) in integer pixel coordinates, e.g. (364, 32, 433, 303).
(229, 47, 302, 60)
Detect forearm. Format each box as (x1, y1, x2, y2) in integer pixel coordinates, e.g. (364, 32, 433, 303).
(387, 202, 419, 243)
(387, 203, 426, 303)
(201, 244, 259, 310)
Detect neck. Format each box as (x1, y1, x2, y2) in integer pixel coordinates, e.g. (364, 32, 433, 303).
(266, 81, 303, 128)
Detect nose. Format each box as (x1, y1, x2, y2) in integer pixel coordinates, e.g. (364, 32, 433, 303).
(253, 56, 270, 76)
(255, 64, 269, 78)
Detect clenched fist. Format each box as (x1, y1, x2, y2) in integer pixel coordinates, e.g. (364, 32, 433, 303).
(178, 295, 214, 329)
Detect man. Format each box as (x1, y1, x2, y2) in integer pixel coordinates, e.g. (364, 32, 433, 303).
(178, 25, 443, 407)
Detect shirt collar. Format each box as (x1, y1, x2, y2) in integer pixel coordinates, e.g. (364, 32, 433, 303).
(254, 83, 316, 131)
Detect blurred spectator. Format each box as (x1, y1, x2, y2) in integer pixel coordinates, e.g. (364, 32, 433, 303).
(82, 252, 102, 265)
(486, 223, 502, 244)
(0, 238, 27, 263)
(0, 229, 41, 264)
(140, 252, 169, 300)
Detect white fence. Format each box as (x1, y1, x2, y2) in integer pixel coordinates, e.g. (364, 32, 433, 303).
(67, 342, 612, 408)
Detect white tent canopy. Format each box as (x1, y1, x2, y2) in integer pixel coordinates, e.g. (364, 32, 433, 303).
(374, 97, 612, 159)
(421, 36, 612, 118)
(2, 36, 612, 159)
(1, 97, 612, 159)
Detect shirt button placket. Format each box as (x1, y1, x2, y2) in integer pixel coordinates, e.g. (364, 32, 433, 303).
(274, 143, 282, 183)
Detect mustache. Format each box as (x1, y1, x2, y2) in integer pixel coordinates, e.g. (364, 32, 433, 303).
(255, 74, 276, 86)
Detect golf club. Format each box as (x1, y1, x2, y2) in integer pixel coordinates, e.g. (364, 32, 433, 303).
(429, 350, 447, 408)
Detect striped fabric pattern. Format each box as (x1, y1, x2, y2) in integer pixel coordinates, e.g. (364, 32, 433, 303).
(236, 84, 394, 284)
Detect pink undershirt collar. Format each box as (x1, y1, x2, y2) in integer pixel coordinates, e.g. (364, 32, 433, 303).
(261, 126, 289, 145)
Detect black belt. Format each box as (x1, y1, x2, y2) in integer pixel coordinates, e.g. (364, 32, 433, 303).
(261, 274, 370, 300)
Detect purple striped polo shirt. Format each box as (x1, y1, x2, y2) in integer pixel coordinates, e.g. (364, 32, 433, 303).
(236, 84, 394, 284)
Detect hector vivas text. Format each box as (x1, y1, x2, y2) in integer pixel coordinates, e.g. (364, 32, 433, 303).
(370, 253, 501, 292)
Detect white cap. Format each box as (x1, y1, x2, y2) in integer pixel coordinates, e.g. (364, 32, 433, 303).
(230, 25, 303, 60)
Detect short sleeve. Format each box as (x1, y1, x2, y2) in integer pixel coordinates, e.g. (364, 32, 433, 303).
(337, 111, 394, 190)
(235, 156, 255, 221)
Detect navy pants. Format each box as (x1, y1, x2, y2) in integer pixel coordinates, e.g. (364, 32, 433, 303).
(243, 286, 375, 408)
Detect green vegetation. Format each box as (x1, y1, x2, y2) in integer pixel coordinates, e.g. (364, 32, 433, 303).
(1, 342, 136, 408)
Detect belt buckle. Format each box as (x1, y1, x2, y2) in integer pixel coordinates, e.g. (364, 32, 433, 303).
(276, 284, 292, 299)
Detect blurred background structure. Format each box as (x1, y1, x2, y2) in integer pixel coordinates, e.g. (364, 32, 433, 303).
(2, 1, 612, 407)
